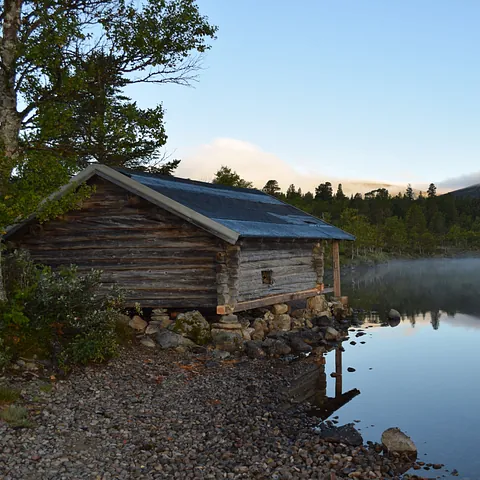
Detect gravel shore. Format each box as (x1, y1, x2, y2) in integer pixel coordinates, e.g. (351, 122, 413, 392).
(0, 347, 423, 480)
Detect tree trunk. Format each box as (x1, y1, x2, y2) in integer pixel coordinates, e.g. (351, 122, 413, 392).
(0, 1, 23, 303)
(0, 0, 23, 190)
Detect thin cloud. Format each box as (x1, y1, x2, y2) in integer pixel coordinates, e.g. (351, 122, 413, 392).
(176, 138, 410, 195)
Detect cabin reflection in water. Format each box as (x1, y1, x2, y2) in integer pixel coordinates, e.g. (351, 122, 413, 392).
(288, 348, 360, 420)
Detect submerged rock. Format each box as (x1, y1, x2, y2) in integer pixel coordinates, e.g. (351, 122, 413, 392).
(388, 309, 401, 320)
(317, 423, 363, 447)
(381, 427, 417, 454)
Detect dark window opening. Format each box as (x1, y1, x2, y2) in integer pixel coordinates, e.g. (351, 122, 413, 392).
(262, 270, 273, 285)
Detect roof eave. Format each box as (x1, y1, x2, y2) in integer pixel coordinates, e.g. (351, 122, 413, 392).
(4, 164, 240, 245)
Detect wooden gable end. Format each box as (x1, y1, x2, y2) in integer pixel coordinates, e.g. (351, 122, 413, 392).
(7, 177, 226, 308)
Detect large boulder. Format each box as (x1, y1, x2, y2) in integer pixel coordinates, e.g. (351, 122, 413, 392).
(211, 329, 244, 352)
(172, 310, 211, 345)
(156, 330, 196, 349)
(388, 309, 401, 320)
(129, 315, 147, 331)
(381, 428, 417, 454)
(270, 314, 292, 332)
(307, 295, 329, 313)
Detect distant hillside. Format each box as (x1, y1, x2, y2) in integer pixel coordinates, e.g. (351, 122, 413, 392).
(446, 184, 480, 198)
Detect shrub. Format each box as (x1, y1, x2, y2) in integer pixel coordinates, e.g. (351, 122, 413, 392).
(0, 250, 124, 369)
(0, 339, 12, 372)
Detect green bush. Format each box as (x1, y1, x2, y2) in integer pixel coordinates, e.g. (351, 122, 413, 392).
(0, 250, 124, 369)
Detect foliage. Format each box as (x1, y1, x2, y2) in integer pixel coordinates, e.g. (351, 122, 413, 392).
(212, 166, 253, 188)
(0, 405, 31, 428)
(216, 168, 480, 259)
(0, 339, 12, 373)
(0, 250, 124, 369)
(262, 180, 281, 196)
(1, 0, 218, 176)
(0, 385, 19, 403)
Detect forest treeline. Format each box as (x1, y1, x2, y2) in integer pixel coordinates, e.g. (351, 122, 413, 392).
(213, 167, 480, 258)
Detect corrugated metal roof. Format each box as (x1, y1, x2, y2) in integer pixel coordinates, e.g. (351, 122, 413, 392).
(118, 169, 355, 241)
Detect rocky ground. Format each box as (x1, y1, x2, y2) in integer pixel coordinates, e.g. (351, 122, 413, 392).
(0, 346, 431, 480)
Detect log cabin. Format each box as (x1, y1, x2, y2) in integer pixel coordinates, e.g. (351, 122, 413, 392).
(5, 164, 355, 313)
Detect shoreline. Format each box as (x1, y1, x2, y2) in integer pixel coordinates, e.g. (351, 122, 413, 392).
(0, 346, 432, 480)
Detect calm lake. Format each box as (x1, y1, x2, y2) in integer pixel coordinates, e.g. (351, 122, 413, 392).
(321, 258, 480, 479)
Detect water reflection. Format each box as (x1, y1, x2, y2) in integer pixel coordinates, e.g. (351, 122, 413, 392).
(342, 258, 480, 327)
(288, 348, 361, 420)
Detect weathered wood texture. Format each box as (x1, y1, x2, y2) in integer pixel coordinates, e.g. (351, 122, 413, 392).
(8, 178, 224, 308)
(332, 240, 341, 297)
(236, 239, 320, 302)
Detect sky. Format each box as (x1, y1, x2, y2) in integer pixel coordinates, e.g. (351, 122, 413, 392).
(128, 0, 480, 194)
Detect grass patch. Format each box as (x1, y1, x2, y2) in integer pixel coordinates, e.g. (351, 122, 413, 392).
(0, 385, 20, 404)
(0, 405, 32, 428)
(39, 384, 53, 393)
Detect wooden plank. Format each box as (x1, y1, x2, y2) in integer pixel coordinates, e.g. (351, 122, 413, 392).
(332, 240, 341, 297)
(232, 286, 325, 312)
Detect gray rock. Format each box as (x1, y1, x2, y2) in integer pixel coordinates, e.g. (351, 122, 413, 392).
(312, 315, 333, 327)
(219, 314, 239, 324)
(172, 310, 211, 345)
(211, 329, 244, 352)
(129, 315, 147, 331)
(210, 322, 242, 330)
(324, 327, 340, 342)
(262, 339, 291, 356)
(149, 318, 173, 329)
(156, 330, 196, 349)
(317, 423, 363, 447)
(381, 427, 417, 454)
(289, 336, 313, 354)
(140, 337, 156, 348)
(145, 324, 160, 335)
(212, 349, 230, 360)
(245, 341, 266, 359)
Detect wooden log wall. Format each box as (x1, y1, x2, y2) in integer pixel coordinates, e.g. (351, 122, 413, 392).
(8, 178, 225, 308)
(236, 239, 319, 302)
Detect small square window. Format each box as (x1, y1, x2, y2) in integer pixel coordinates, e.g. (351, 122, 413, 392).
(262, 270, 273, 285)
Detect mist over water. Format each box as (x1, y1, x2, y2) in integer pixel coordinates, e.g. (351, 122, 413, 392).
(319, 258, 480, 479)
(343, 258, 480, 321)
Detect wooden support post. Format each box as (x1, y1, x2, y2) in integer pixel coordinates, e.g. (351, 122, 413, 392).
(332, 240, 341, 297)
(335, 347, 342, 398)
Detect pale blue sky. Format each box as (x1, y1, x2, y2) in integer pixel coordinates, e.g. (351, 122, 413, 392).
(129, 0, 480, 191)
